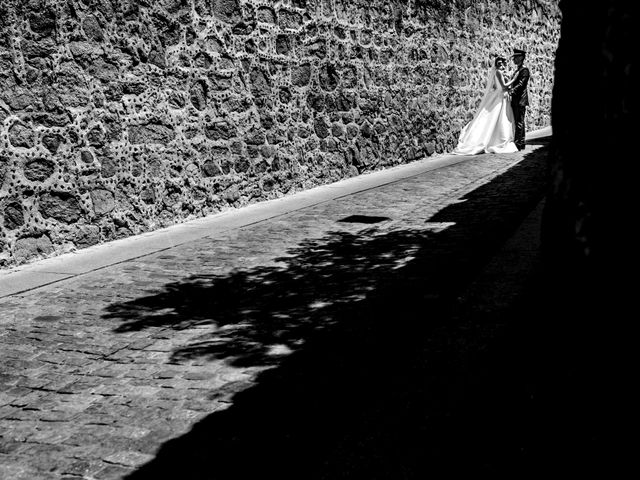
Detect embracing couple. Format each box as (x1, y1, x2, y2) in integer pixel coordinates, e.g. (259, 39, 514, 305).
(453, 48, 530, 155)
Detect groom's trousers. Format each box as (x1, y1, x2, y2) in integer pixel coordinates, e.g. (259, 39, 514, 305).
(512, 103, 527, 149)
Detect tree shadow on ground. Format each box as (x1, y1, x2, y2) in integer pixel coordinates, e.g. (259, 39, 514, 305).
(107, 225, 436, 368)
(104, 148, 552, 479)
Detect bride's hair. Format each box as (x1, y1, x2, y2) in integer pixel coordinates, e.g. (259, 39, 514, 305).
(494, 56, 506, 67)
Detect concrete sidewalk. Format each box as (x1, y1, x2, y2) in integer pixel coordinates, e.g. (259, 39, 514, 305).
(1, 128, 551, 480)
(0, 126, 551, 298)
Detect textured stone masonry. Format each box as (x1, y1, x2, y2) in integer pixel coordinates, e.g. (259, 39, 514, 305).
(0, 0, 560, 266)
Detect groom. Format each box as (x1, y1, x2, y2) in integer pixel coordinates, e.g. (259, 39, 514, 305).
(508, 48, 530, 150)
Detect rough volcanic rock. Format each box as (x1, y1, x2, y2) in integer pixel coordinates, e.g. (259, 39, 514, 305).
(9, 124, 36, 148)
(13, 235, 54, 263)
(39, 192, 82, 223)
(90, 189, 115, 216)
(3, 203, 25, 230)
(129, 123, 175, 145)
(24, 159, 55, 182)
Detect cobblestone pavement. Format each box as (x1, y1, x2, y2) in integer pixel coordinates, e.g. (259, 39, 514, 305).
(1, 144, 549, 480)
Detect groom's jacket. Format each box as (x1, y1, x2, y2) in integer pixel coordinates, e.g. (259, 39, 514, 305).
(510, 67, 530, 107)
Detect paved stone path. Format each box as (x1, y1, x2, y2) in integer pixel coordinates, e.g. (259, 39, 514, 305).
(1, 143, 549, 480)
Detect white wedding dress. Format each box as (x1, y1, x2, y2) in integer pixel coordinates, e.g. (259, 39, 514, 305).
(453, 67, 519, 155)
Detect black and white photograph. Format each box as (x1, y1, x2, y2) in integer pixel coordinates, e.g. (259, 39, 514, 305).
(0, 0, 634, 478)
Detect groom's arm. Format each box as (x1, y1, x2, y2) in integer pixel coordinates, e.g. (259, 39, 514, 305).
(509, 68, 530, 95)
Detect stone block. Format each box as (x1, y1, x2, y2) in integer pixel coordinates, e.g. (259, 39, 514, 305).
(250, 69, 271, 97)
(204, 122, 237, 141)
(100, 156, 117, 178)
(87, 126, 106, 147)
(292, 63, 311, 86)
(22, 38, 57, 58)
(13, 235, 53, 263)
(129, 124, 175, 145)
(9, 124, 36, 148)
(307, 92, 325, 112)
(90, 189, 115, 216)
(42, 134, 64, 154)
(425, 141, 436, 156)
(2, 91, 37, 111)
(332, 123, 345, 138)
(319, 64, 340, 91)
(28, 9, 56, 37)
(278, 10, 303, 30)
(24, 159, 55, 182)
(276, 35, 291, 55)
(314, 117, 330, 139)
(39, 192, 82, 223)
(3, 203, 24, 230)
(68, 41, 103, 64)
(189, 80, 208, 110)
(346, 123, 359, 139)
(74, 224, 100, 247)
(257, 7, 276, 24)
(202, 160, 221, 177)
(212, 0, 242, 24)
(141, 187, 156, 204)
(82, 16, 104, 42)
(0, 154, 7, 184)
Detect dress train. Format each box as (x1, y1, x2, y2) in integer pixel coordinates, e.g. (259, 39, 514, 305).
(453, 67, 519, 155)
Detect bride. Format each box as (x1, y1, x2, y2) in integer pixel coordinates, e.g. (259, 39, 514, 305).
(453, 57, 519, 155)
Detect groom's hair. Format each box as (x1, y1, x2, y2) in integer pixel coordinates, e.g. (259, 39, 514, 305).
(494, 56, 506, 67)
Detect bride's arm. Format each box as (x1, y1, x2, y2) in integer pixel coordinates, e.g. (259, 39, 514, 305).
(495, 70, 510, 90)
(504, 74, 517, 87)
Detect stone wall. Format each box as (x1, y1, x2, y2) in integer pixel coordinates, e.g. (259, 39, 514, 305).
(0, 0, 561, 267)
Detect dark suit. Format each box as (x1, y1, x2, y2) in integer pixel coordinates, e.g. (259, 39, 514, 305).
(510, 66, 530, 149)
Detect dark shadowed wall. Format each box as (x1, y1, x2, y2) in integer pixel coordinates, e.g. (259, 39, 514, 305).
(0, 0, 560, 266)
(538, 0, 634, 474)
